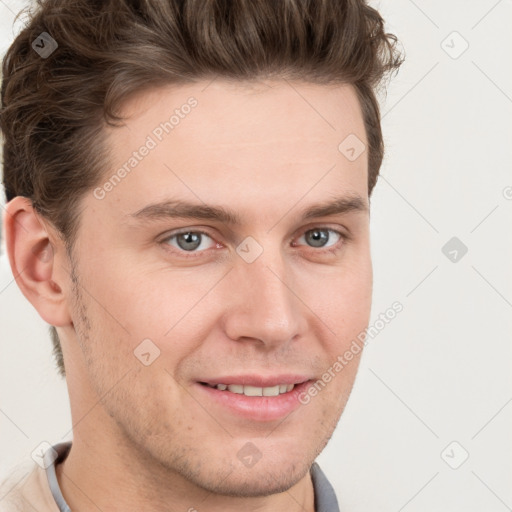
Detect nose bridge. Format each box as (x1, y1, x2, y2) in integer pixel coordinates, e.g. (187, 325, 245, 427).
(224, 243, 305, 346)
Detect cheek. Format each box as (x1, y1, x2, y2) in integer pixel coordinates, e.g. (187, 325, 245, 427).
(312, 252, 373, 343)
(81, 252, 206, 328)
(328, 261, 372, 381)
(77, 262, 226, 373)
(77, 239, 372, 363)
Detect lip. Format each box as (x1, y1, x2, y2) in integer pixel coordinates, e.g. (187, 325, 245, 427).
(195, 376, 314, 422)
(199, 374, 312, 387)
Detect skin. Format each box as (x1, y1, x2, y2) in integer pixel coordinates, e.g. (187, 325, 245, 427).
(5, 79, 373, 512)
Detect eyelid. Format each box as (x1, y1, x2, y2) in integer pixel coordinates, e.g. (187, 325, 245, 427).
(291, 227, 348, 250)
(159, 228, 218, 252)
(294, 224, 350, 242)
(159, 225, 349, 258)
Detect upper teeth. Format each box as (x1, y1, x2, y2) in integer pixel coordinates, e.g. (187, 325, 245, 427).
(210, 383, 295, 396)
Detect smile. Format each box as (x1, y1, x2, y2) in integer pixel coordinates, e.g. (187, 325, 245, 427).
(196, 377, 313, 422)
(202, 383, 295, 396)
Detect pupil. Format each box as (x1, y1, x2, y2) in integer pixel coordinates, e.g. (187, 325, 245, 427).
(307, 229, 328, 248)
(178, 232, 201, 251)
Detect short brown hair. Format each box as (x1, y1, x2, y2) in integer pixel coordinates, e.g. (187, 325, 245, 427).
(1, 0, 403, 377)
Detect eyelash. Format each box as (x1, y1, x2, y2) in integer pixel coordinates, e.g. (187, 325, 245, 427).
(159, 226, 350, 259)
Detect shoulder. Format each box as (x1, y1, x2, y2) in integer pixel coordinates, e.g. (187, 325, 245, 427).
(0, 463, 32, 512)
(0, 462, 58, 512)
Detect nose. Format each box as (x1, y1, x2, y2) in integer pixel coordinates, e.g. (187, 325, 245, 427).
(221, 250, 307, 349)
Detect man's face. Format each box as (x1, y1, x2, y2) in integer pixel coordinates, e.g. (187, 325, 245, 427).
(61, 80, 372, 496)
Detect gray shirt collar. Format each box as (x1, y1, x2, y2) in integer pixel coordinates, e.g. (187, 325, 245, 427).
(310, 462, 340, 512)
(45, 443, 339, 512)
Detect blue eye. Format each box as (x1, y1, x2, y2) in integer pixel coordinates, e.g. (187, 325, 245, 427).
(296, 228, 343, 249)
(163, 231, 216, 252)
(160, 226, 346, 259)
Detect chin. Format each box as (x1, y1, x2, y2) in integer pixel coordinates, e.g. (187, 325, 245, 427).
(187, 458, 313, 498)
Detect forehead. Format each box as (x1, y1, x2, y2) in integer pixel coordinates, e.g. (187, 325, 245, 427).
(113, 78, 366, 151)
(97, 79, 368, 219)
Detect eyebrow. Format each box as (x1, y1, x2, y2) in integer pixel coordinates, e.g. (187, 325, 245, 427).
(130, 194, 368, 225)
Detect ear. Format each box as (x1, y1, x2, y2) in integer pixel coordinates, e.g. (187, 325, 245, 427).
(3, 196, 72, 327)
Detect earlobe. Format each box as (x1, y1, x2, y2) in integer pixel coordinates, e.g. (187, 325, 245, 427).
(3, 196, 72, 327)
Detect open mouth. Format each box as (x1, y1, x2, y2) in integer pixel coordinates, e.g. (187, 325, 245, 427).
(199, 382, 297, 397)
(196, 378, 313, 421)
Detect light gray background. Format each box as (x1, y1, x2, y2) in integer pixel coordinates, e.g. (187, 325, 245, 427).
(1, 1, 511, 510)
